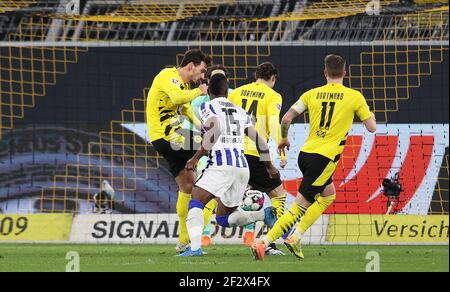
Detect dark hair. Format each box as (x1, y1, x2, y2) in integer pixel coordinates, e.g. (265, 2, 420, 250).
(180, 49, 211, 67)
(255, 62, 278, 81)
(206, 64, 229, 79)
(208, 73, 228, 97)
(324, 54, 346, 78)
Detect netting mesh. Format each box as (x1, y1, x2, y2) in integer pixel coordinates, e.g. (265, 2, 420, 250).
(0, 1, 38, 14)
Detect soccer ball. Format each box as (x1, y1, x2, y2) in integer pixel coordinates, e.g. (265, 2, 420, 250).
(241, 189, 265, 211)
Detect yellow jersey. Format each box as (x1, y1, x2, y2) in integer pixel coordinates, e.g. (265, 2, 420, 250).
(146, 67, 201, 142)
(228, 82, 284, 158)
(295, 83, 372, 161)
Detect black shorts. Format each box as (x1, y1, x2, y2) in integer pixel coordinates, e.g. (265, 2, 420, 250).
(152, 137, 198, 178)
(246, 154, 282, 194)
(298, 151, 337, 203)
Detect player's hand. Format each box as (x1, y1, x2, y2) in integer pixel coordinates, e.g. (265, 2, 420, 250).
(266, 164, 280, 180)
(280, 159, 288, 169)
(185, 158, 199, 171)
(198, 83, 208, 95)
(278, 138, 290, 156)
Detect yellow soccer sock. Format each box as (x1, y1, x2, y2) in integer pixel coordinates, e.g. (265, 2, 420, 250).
(297, 194, 336, 235)
(265, 203, 307, 245)
(271, 195, 287, 219)
(176, 191, 192, 244)
(203, 199, 218, 228)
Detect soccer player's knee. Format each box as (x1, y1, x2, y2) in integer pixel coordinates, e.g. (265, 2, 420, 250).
(177, 172, 194, 193)
(180, 183, 194, 194)
(216, 214, 230, 227)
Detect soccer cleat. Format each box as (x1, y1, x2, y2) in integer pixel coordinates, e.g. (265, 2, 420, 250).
(177, 247, 203, 257)
(284, 235, 305, 259)
(175, 242, 191, 254)
(201, 235, 212, 247)
(243, 231, 255, 247)
(265, 243, 285, 256)
(251, 242, 266, 261)
(263, 207, 277, 228)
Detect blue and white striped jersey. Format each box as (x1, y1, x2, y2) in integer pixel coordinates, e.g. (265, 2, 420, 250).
(199, 97, 252, 168)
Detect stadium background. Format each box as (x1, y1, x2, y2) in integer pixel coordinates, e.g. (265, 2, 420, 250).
(0, 0, 448, 249)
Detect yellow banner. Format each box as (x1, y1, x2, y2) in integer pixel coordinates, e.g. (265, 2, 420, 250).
(0, 214, 73, 241)
(326, 215, 449, 243)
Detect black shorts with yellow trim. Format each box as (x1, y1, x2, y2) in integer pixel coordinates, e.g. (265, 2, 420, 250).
(151, 130, 201, 178)
(298, 151, 338, 203)
(246, 154, 283, 194)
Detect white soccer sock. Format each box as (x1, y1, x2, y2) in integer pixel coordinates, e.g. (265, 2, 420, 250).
(227, 209, 265, 227)
(186, 207, 204, 251)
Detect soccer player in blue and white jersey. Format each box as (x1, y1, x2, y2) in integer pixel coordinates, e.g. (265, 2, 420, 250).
(180, 65, 234, 247)
(179, 73, 279, 256)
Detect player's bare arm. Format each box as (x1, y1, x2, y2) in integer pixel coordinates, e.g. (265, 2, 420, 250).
(362, 112, 377, 133)
(268, 98, 288, 168)
(278, 106, 303, 156)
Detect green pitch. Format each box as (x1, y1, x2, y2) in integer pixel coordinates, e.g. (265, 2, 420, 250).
(0, 244, 447, 272)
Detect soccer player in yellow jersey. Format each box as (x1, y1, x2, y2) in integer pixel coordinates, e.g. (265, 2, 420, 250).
(229, 62, 289, 255)
(252, 55, 377, 261)
(146, 49, 217, 253)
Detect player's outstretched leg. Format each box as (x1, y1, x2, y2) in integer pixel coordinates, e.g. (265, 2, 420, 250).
(285, 184, 336, 259)
(251, 199, 308, 261)
(217, 206, 276, 228)
(212, 206, 276, 261)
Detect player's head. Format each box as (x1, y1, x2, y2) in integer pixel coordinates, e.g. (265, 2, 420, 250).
(208, 73, 228, 100)
(255, 62, 278, 88)
(179, 49, 212, 82)
(324, 54, 347, 80)
(206, 64, 229, 80)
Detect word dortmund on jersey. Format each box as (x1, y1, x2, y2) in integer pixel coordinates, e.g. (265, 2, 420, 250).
(294, 83, 372, 161)
(228, 82, 283, 158)
(199, 97, 252, 168)
(146, 67, 201, 143)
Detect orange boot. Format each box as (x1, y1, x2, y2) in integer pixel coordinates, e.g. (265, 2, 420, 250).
(251, 241, 267, 261)
(243, 231, 255, 247)
(201, 235, 212, 247)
